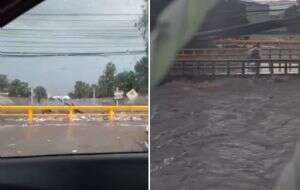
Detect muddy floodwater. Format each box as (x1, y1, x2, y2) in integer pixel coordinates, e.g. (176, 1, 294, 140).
(151, 76, 300, 190)
(0, 120, 147, 157)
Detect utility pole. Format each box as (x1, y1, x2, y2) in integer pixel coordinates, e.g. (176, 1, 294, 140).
(93, 87, 96, 105)
(30, 87, 34, 105)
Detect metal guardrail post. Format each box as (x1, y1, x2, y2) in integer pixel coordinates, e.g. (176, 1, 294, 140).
(279, 49, 282, 60)
(270, 61, 274, 75)
(226, 61, 230, 75)
(68, 109, 74, 122)
(174, 58, 300, 76)
(108, 109, 115, 122)
(242, 62, 245, 75)
(212, 64, 215, 76)
(284, 61, 288, 75)
(256, 61, 260, 75)
(28, 109, 33, 123)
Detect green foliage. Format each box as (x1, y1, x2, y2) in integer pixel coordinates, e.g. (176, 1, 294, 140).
(98, 62, 116, 97)
(8, 79, 30, 97)
(70, 81, 92, 99)
(284, 5, 300, 33)
(69, 60, 148, 98)
(135, 56, 148, 94)
(34, 86, 47, 103)
(135, 0, 148, 92)
(115, 71, 137, 92)
(137, 0, 149, 48)
(0, 74, 9, 92)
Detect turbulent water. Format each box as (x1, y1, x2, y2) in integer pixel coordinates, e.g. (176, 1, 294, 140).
(151, 77, 300, 190)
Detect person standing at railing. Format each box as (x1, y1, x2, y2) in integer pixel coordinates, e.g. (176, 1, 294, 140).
(247, 43, 261, 74)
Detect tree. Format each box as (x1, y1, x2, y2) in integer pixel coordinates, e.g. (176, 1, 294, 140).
(284, 5, 300, 33)
(0, 75, 9, 92)
(137, 0, 149, 48)
(98, 62, 116, 97)
(34, 86, 47, 103)
(115, 71, 137, 92)
(135, 56, 148, 94)
(70, 81, 91, 99)
(8, 79, 30, 97)
(135, 0, 149, 94)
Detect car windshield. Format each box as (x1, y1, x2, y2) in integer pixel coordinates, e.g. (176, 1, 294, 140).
(0, 0, 148, 157)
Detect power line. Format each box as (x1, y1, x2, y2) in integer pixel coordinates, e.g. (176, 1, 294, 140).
(1, 28, 138, 32)
(0, 29, 137, 33)
(25, 13, 143, 16)
(0, 34, 141, 39)
(0, 31, 143, 39)
(0, 37, 141, 41)
(1, 40, 143, 45)
(3, 26, 138, 30)
(3, 45, 145, 48)
(0, 50, 146, 57)
(17, 18, 137, 22)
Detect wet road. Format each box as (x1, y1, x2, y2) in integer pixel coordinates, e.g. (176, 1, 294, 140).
(0, 121, 147, 157)
(151, 77, 300, 190)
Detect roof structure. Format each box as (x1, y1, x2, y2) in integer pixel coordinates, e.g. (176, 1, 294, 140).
(0, 0, 44, 27)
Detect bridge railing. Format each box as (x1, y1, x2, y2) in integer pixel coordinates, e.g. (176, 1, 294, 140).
(170, 59, 300, 76)
(0, 105, 148, 123)
(215, 39, 300, 46)
(178, 48, 300, 60)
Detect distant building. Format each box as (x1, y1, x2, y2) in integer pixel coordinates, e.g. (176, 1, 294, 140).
(242, 0, 270, 23)
(50, 95, 71, 100)
(264, 0, 298, 33)
(267, 0, 298, 17)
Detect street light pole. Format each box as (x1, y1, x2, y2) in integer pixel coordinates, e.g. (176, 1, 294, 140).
(30, 87, 34, 105)
(93, 87, 96, 105)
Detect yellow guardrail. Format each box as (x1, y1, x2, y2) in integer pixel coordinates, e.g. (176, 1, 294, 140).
(0, 105, 148, 123)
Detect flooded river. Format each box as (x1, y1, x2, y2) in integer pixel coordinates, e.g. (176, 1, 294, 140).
(0, 120, 147, 157)
(151, 77, 300, 190)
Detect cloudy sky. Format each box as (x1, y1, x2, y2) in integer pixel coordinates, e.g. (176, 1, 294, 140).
(0, 0, 146, 95)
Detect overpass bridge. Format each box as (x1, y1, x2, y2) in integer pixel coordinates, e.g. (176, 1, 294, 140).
(170, 47, 300, 77)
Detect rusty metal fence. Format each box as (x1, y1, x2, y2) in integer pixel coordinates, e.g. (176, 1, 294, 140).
(178, 48, 300, 60)
(170, 59, 300, 76)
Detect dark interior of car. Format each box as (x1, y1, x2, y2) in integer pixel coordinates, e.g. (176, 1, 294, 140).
(0, 153, 148, 190)
(0, 0, 44, 27)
